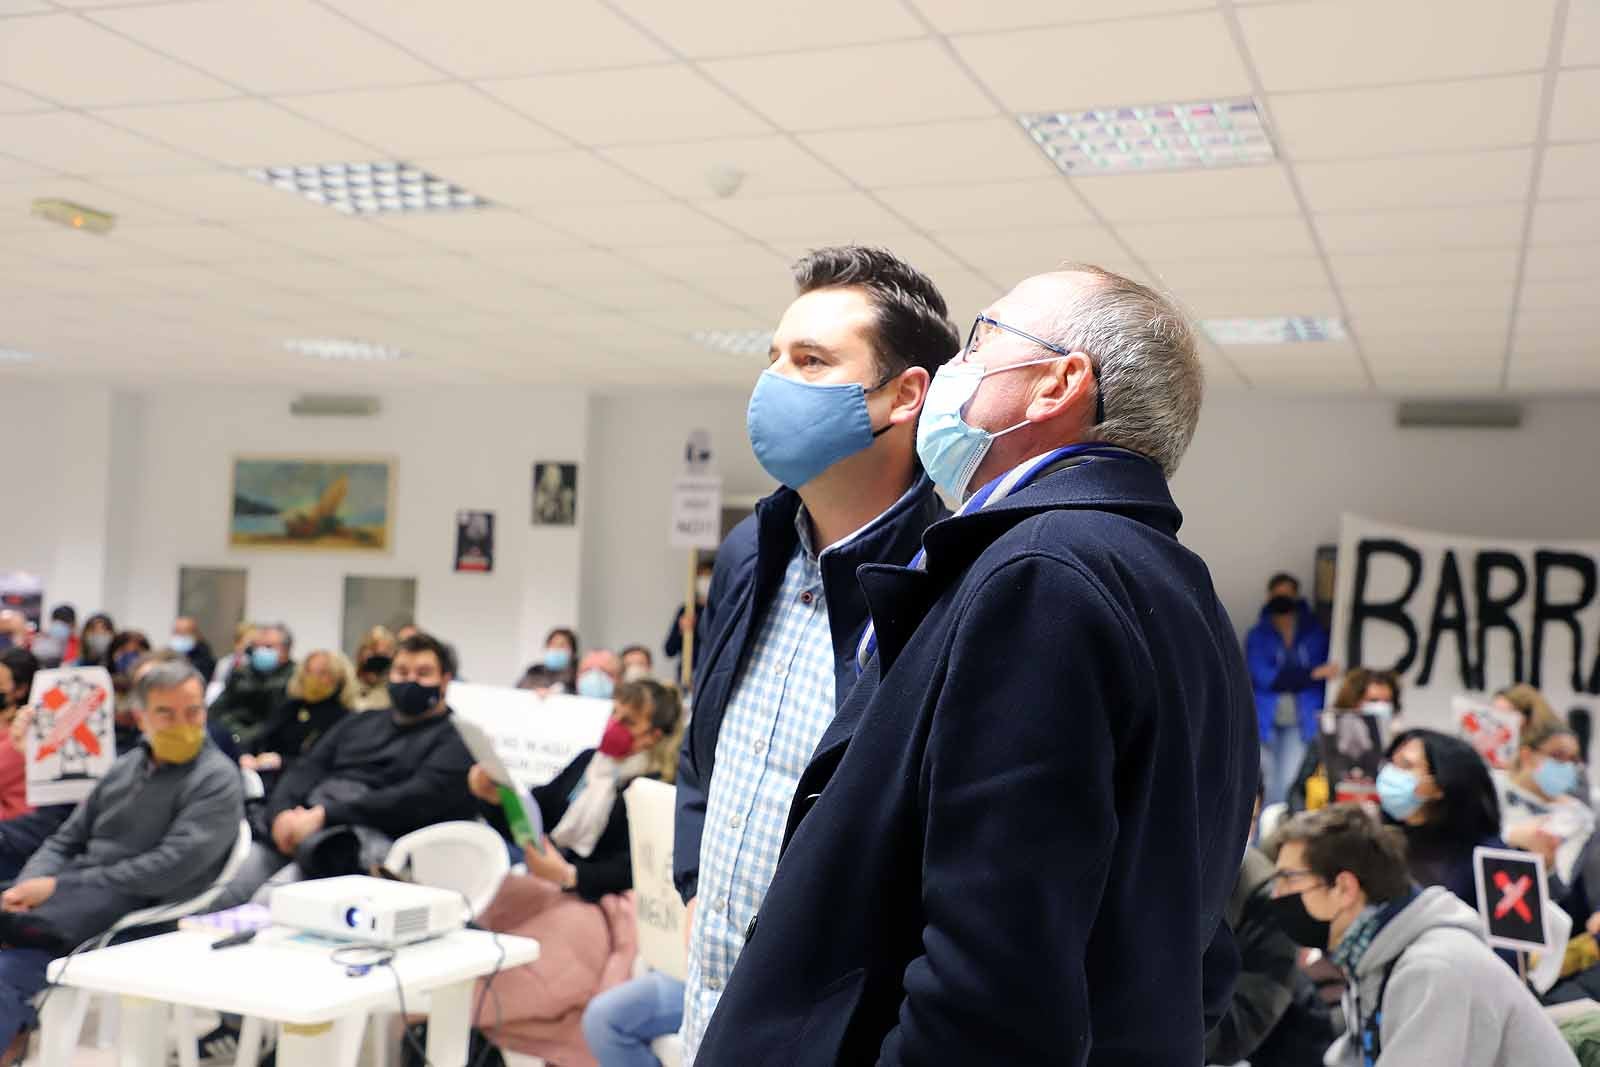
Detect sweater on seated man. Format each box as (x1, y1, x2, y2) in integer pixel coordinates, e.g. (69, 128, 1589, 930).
(0, 660, 243, 1048)
(217, 632, 476, 907)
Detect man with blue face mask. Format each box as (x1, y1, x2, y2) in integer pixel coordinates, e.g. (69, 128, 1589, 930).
(694, 266, 1258, 1066)
(210, 623, 295, 748)
(674, 246, 959, 1060)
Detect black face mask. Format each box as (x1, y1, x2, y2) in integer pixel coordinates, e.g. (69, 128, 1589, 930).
(387, 681, 441, 720)
(1267, 595, 1297, 616)
(361, 654, 394, 676)
(1267, 891, 1332, 949)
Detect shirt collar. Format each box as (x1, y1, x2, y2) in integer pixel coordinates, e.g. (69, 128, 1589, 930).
(794, 479, 922, 563)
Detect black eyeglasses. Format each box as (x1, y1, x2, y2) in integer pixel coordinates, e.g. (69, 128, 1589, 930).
(963, 314, 1105, 425)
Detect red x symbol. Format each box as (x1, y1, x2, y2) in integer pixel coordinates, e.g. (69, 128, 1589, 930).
(35, 686, 104, 760)
(1493, 870, 1534, 922)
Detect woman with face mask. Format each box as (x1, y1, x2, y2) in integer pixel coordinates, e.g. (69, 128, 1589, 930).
(517, 627, 580, 696)
(240, 651, 355, 793)
(1378, 730, 1505, 902)
(1287, 668, 1402, 814)
(76, 614, 116, 668)
(1501, 720, 1595, 897)
(0, 660, 32, 822)
(462, 680, 686, 1064)
(351, 626, 397, 713)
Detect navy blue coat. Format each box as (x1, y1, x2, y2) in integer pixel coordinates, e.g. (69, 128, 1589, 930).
(673, 475, 948, 903)
(697, 453, 1259, 1066)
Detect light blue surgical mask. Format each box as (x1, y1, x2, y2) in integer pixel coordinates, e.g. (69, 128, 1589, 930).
(1377, 763, 1424, 821)
(48, 621, 72, 642)
(916, 354, 1066, 499)
(746, 369, 892, 490)
(576, 669, 615, 700)
(1536, 755, 1581, 799)
(543, 647, 572, 673)
(249, 646, 281, 674)
(170, 634, 197, 655)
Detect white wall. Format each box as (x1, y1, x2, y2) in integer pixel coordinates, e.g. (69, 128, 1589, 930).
(107, 385, 590, 686)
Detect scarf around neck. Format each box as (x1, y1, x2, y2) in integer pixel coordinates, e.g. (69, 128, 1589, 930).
(549, 750, 650, 859)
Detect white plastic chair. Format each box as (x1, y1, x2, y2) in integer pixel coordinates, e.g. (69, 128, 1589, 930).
(49, 820, 254, 1057)
(383, 821, 511, 920)
(241, 766, 266, 802)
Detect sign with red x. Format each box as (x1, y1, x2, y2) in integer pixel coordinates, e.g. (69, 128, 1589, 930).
(1474, 847, 1549, 953)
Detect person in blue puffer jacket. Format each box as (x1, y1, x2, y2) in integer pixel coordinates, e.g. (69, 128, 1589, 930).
(1246, 572, 1338, 805)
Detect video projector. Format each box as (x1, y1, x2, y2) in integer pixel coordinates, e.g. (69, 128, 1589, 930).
(269, 875, 468, 946)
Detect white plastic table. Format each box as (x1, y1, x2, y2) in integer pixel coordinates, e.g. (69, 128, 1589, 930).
(38, 926, 538, 1067)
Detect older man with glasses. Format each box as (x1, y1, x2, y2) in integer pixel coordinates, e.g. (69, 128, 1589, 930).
(694, 264, 1258, 1067)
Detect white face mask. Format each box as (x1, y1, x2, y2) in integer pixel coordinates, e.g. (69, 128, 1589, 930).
(695, 575, 712, 600)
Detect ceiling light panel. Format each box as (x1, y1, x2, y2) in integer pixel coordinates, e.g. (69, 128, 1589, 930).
(285, 338, 408, 361)
(0, 348, 41, 363)
(247, 162, 490, 216)
(1019, 97, 1275, 176)
(690, 329, 772, 356)
(1203, 317, 1347, 345)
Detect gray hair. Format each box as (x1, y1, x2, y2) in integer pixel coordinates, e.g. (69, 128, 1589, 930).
(1047, 265, 1203, 479)
(259, 622, 294, 650)
(133, 658, 204, 708)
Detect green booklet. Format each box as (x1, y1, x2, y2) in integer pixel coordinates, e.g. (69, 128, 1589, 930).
(453, 717, 546, 854)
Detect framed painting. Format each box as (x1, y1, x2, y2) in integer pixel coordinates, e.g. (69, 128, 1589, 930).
(230, 456, 395, 552)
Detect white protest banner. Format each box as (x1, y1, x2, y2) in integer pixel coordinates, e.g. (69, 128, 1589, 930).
(446, 682, 612, 790)
(670, 476, 723, 551)
(26, 666, 116, 806)
(1329, 515, 1600, 730)
(624, 777, 688, 981)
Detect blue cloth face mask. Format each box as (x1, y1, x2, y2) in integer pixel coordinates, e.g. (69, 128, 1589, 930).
(250, 646, 281, 674)
(544, 647, 573, 673)
(1376, 763, 1424, 821)
(916, 355, 1068, 499)
(746, 369, 892, 490)
(1536, 755, 1580, 799)
(576, 669, 615, 700)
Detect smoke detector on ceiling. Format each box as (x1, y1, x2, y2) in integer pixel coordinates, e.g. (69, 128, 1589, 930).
(705, 164, 747, 199)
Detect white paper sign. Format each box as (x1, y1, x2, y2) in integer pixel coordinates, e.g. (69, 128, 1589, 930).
(624, 777, 688, 980)
(1455, 696, 1523, 771)
(670, 475, 723, 550)
(446, 682, 612, 790)
(26, 666, 117, 806)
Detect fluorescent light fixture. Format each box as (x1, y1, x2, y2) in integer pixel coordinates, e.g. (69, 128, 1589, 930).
(246, 162, 489, 216)
(690, 329, 772, 357)
(1202, 317, 1347, 345)
(1019, 97, 1275, 176)
(0, 348, 40, 363)
(285, 338, 408, 361)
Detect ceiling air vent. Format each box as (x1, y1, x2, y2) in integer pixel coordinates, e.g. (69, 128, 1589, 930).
(290, 394, 381, 418)
(1395, 401, 1522, 430)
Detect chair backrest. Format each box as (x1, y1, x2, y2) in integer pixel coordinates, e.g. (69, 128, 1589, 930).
(624, 778, 687, 980)
(384, 820, 510, 919)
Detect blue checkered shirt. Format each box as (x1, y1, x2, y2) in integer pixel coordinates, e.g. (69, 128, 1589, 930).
(681, 517, 840, 1061)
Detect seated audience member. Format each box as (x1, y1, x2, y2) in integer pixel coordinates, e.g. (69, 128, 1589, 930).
(0, 613, 27, 654)
(0, 660, 28, 822)
(30, 606, 78, 668)
(217, 632, 475, 907)
(1270, 804, 1578, 1067)
(240, 650, 355, 792)
(351, 626, 398, 712)
(77, 613, 115, 668)
(1380, 729, 1505, 905)
(211, 620, 254, 687)
(618, 645, 653, 683)
(1208, 783, 1336, 1067)
(576, 649, 622, 700)
(1503, 719, 1589, 833)
(0, 651, 72, 882)
(210, 623, 295, 747)
(519, 627, 580, 695)
(0, 649, 34, 714)
(468, 679, 684, 1065)
(1289, 668, 1401, 813)
(107, 630, 152, 728)
(169, 615, 217, 682)
(0, 659, 243, 1051)
(1495, 683, 1568, 735)
(583, 969, 686, 1067)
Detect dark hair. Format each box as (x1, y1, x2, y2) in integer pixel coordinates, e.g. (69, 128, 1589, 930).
(1385, 729, 1499, 845)
(398, 632, 457, 677)
(619, 644, 653, 667)
(1333, 668, 1404, 712)
(792, 245, 961, 379)
(82, 613, 115, 636)
(112, 630, 152, 658)
(617, 678, 686, 783)
(545, 628, 580, 656)
(49, 604, 76, 625)
(1267, 572, 1300, 593)
(0, 647, 39, 697)
(1273, 804, 1412, 902)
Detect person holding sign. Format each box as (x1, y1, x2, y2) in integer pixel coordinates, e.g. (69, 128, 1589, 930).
(1270, 805, 1576, 1067)
(465, 679, 684, 1064)
(674, 246, 957, 1060)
